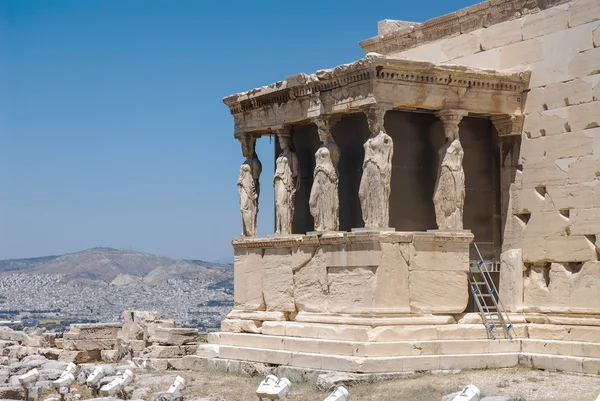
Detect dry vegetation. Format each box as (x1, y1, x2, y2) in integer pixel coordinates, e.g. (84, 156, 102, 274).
(119, 366, 600, 401)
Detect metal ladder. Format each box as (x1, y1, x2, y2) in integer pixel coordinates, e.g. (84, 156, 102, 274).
(469, 243, 517, 340)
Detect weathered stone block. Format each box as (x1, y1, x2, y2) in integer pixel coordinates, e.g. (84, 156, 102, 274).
(568, 101, 600, 132)
(544, 184, 595, 211)
(410, 236, 470, 271)
(293, 247, 329, 313)
(570, 261, 600, 312)
(546, 235, 597, 262)
(262, 247, 295, 312)
(140, 345, 184, 358)
(327, 266, 376, 314)
(568, 155, 600, 184)
(522, 211, 569, 238)
(544, 79, 594, 110)
(569, 208, 600, 235)
(522, 161, 568, 188)
(477, 18, 523, 51)
(522, 236, 546, 263)
(233, 248, 264, 311)
(149, 327, 197, 346)
(530, 23, 595, 87)
(569, 47, 600, 79)
(58, 350, 101, 363)
(226, 310, 286, 321)
(569, 0, 600, 27)
(594, 26, 600, 48)
(500, 249, 524, 312)
(409, 271, 468, 313)
(100, 349, 120, 363)
(373, 243, 410, 312)
(441, 33, 480, 60)
(63, 339, 116, 351)
(499, 38, 543, 69)
(220, 319, 261, 334)
(522, 5, 569, 40)
(68, 323, 122, 339)
(325, 242, 382, 267)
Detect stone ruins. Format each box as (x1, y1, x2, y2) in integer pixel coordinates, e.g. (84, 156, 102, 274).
(213, 0, 600, 375)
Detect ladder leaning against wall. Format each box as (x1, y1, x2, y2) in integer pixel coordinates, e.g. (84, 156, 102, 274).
(468, 243, 517, 340)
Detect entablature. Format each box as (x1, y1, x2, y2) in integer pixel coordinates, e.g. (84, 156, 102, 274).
(223, 55, 530, 137)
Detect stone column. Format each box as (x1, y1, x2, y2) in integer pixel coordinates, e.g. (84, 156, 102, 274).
(359, 104, 394, 230)
(273, 127, 299, 235)
(309, 115, 341, 232)
(237, 135, 262, 237)
(433, 109, 469, 230)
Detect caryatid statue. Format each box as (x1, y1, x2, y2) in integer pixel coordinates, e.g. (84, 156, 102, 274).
(433, 109, 469, 230)
(358, 104, 394, 229)
(237, 135, 262, 237)
(309, 116, 341, 232)
(273, 128, 299, 235)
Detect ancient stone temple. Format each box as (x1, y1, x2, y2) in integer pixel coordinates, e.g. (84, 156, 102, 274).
(204, 0, 600, 374)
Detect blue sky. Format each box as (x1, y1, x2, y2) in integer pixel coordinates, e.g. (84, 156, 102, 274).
(0, 0, 479, 262)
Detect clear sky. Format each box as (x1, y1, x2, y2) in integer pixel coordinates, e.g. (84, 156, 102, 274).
(0, 0, 479, 262)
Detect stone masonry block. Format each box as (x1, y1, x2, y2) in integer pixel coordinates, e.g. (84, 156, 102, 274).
(568, 155, 600, 183)
(594, 26, 600, 48)
(262, 247, 295, 312)
(522, 211, 569, 238)
(546, 235, 597, 262)
(522, 162, 568, 188)
(327, 266, 377, 314)
(233, 248, 264, 311)
(568, 101, 600, 132)
(544, 184, 595, 211)
(569, 208, 600, 235)
(293, 247, 329, 313)
(545, 131, 594, 160)
(522, 5, 569, 40)
(374, 243, 409, 312)
(570, 261, 600, 311)
(499, 38, 543, 69)
(569, 47, 600, 78)
(544, 79, 594, 110)
(477, 18, 523, 51)
(441, 33, 480, 60)
(569, 0, 600, 28)
(500, 249, 524, 311)
(409, 271, 468, 314)
(529, 24, 595, 88)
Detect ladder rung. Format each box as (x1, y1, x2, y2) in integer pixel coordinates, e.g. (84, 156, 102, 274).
(477, 293, 493, 297)
(473, 281, 486, 285)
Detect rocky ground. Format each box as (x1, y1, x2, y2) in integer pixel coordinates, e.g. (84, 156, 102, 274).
(2, 355, 600, 401)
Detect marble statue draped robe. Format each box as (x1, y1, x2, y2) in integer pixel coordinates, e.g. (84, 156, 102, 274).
(274, 137, 299, 235)
(433, 138, 465, 230)
(359, 130, 394, 229)
(309, 137, 340, 232)
(237, 152, 261, 237)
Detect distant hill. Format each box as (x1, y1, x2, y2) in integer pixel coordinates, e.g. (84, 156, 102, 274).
(0, 247, 233, 286)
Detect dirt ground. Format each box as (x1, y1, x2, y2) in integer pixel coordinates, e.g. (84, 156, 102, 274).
(125, 366, 600, 401)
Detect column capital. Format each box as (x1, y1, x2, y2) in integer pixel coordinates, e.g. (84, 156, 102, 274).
(360, 103, 392, 134)
(435, 109, 468, 140)
(490, 114, 524, 137)
(312, 114, 341, 130)
(272, 125, 292, 138)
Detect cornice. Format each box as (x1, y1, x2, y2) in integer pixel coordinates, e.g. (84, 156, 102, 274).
(359, 0, 571, 55)
(223, 55, 530, 117)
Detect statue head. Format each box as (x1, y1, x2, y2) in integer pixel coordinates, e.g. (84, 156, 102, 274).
(277, 134, 291, 151)
(317, 126, 331, 143)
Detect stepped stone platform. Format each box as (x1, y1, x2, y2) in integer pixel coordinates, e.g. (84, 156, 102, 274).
(196, 315, 600, 375)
